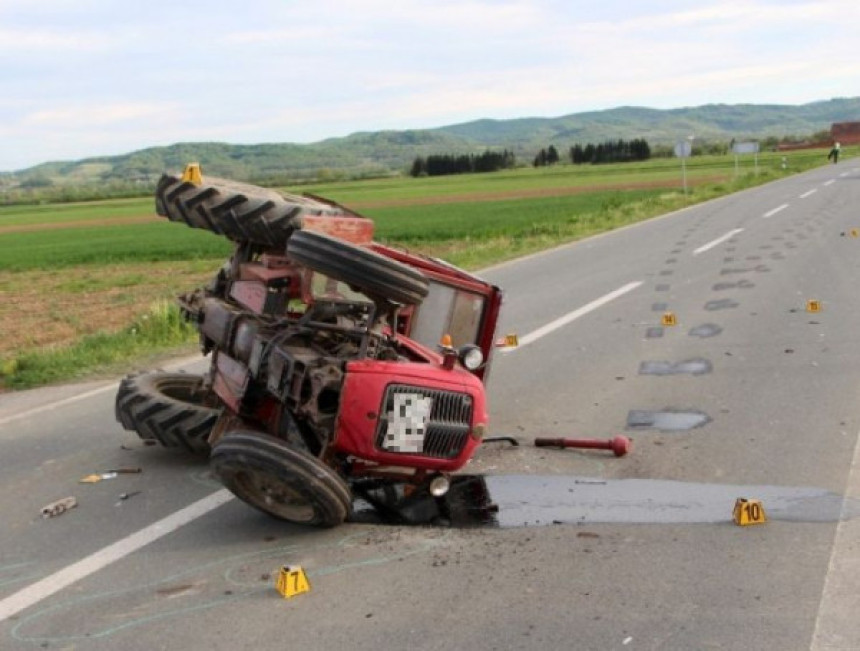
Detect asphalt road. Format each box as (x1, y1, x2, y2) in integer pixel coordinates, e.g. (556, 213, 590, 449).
(2, 161, 859, 650)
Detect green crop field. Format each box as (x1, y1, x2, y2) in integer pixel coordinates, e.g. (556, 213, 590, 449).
(0, 146, 851, 390)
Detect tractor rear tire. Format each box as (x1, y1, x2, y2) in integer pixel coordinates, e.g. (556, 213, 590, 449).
(286, 229, 429, 305)
(211, 430, 351, 527)
(155, 174, 353, 248)
(115, 372, 220, 455)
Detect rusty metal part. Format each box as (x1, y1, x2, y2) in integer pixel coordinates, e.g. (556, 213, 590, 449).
(534, 435, 632, 457)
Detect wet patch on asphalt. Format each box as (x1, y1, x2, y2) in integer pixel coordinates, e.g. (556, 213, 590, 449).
(705, 298, 739, 311)
(645, 327, 664, 338)
(626, 409, 711, 431)
(689, 323, 723, 338)
(353, 475, 860, 527)
(639, 358, 712, 376)
(713, 280, 754, 291)
(655, 284, 671, 292)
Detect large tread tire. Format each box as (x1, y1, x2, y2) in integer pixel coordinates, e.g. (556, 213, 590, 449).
(155, 173, 353, 248)
(115, 372, 220, 455)
(287, 229, 429, 305)
(211, 430, 351, 527)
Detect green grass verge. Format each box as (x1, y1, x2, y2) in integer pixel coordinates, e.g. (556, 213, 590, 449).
(0, 301, 198, 390)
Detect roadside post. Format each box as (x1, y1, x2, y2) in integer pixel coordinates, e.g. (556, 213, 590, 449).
(674, 136, 694, 195)
(732, 141, 760, 177)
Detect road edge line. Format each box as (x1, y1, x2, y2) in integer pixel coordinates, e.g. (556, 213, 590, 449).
(810, 430, 860, 650)
(0, 489, 233, 624)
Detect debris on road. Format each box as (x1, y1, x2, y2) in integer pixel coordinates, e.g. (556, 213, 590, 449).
(534, 435, 632, 457)
(80, 468, 141, 483)
(41, 496, 77, 518)
(79, 472, 118, 483)
(114, 491, 142, 506)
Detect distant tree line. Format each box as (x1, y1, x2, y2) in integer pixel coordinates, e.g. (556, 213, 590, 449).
(533, 146, 560, 167)
(570, 139, 651, 164)
(409, 150, 516, 177)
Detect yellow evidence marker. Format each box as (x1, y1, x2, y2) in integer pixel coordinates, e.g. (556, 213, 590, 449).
(661, 312, 677, 326)
(276, 565, 311, 598)
(181, 162, 203, 185)
(806, 300, 821, 313)
(733, 498, 767, 526)
(495, 333, 519, 348)
(851, 229, 859, 238)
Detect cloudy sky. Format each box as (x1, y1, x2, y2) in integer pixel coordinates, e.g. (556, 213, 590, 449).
(1, 0, 858, 171)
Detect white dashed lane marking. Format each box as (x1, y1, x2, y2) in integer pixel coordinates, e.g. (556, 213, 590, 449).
(692, 228, 744, 256)
(763, 203, 789, 218)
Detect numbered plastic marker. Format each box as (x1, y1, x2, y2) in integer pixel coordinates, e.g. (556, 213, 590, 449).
(495, 333, 519, 348)
(276, 565, 311, 598)
(732, 498, 767, 526)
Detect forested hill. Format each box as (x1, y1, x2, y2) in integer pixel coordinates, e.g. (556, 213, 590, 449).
(3, 97, 858, 191)
(434, 98, 860, 148)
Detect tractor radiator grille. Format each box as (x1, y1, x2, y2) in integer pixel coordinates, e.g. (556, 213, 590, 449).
(375, 384, 473, 459)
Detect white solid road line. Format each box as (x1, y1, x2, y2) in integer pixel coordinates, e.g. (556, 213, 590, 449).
(763, 203, 789, 218)
(692, 228, 744, 255)
(799, 189, 818, 199)
(0, 355, 201, 427)
(0, 383, 116, 427)
(501, 281, 643, 352)
(810, 429, 860, 649)
(0, 489, 234, 623)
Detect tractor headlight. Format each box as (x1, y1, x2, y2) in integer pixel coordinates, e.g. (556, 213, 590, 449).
(429, 474, 451, 497)
(458, 344, 484, 371)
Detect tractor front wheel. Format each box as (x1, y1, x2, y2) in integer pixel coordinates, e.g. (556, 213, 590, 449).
(211, 430, 352, 527)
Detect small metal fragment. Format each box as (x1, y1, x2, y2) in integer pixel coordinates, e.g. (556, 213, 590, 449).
(41, 496, 77, 518)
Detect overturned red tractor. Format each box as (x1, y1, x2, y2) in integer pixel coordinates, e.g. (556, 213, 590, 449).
(116, 167, 503, 526)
